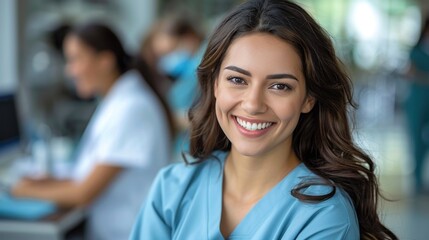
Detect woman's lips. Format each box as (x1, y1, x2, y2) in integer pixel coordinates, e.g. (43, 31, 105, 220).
(233, 115, 275, 138)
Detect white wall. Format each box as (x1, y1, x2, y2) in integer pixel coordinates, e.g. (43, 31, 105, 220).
(0, 0, 156, 91)
(0, 0, 18, 92)
(115, 0, 158, 52)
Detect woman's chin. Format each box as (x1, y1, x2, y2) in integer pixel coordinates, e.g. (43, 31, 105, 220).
(232, 144, 267, 158)
(76, 87, 95, 99)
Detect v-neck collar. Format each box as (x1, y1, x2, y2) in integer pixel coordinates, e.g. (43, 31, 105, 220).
(207, 151, 304, 239)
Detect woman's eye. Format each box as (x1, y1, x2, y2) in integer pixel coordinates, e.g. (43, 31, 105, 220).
(270, 83, 291, 91)
(226, 76, 246, 85)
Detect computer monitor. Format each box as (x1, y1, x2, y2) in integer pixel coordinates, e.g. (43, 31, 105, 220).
(0, 93, 21, 152)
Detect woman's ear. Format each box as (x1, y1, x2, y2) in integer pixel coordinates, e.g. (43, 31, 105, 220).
(301, 95, 316, 113)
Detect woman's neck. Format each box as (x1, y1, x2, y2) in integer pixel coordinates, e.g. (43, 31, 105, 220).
(223, 144, 300, 203)
(99, 71, 121, 97)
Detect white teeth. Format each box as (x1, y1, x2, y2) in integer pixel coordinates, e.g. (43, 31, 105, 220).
(235, 117, 273, 131)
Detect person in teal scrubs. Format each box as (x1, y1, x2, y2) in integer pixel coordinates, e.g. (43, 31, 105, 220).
(404, 16, 429, 194)
(130, 1, 398, 239)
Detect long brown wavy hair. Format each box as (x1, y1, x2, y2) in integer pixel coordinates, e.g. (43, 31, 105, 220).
(187, 0, 397, 239)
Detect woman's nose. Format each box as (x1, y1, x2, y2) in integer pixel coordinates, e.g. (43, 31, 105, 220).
(241, 87, 267, 115)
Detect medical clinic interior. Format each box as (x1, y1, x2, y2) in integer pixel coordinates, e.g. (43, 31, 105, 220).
(1, 0, 429, 239)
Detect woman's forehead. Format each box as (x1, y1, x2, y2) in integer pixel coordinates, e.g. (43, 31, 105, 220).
(219, 33, 303, 79)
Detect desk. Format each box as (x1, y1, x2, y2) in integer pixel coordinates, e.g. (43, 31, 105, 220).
(0, 208, 85, 240)
(0, 149, 85, 240)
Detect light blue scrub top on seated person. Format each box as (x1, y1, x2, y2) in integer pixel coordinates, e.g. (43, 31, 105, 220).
(167, 44, 205, 112)
(167, 44, 205, 156)
(129, 151, 360, 240)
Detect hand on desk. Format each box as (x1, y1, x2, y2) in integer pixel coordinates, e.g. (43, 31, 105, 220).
(10, 164, 122, 208)
(11, 177, 73, 205)
(11, 177, 55, 197)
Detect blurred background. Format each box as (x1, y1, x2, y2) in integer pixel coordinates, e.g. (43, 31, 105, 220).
(0, 0, 428, 239)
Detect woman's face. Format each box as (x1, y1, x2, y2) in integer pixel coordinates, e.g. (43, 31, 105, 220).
(64, 35, 105, 98)
(214, 33, 314, 158)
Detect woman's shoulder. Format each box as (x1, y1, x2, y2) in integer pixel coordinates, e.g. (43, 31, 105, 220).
(300, 183, 357, 222)
(151, 151, 226, 196)
(157, 159, 210, 186)
(294, 164, 356, 210)
(276, 164, 359, 238)
(288, 164, 359, 237)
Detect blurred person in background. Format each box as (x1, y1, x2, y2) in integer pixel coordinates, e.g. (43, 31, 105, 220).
(138, 20, 174, 98)
(140, 15, 205, 157)
(11, 23, 173, 240)
(405, 15, 429, 194)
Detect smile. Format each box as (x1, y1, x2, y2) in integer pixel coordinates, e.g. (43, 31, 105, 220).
(235, 116, 274, 131)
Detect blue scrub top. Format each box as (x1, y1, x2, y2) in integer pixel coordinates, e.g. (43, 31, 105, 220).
(167, 44, 205, 112)
(410, 44, 429, 73)
(130, 151, 360, 239)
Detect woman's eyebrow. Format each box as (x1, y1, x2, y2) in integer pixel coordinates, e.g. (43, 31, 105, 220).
(224, 65, 298, 81)
(266, 73, 298, 81)
(224, 65, 252, 76)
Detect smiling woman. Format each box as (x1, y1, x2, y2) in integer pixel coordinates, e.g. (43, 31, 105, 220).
(129, 0, 398, 239)
(214, 33, 313, 159)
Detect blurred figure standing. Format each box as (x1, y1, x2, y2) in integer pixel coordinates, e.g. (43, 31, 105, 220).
(139, 20, 175, 97)
(405, 16, 429, 194)
(140, 15, 205, 156)
(12, 23, 173, 240)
